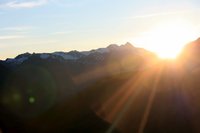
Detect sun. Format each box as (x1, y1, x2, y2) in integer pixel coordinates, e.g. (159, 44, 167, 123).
(133, 19, 198, 59)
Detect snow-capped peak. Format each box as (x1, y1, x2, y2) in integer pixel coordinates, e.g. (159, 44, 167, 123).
(4, 42, 136, 64)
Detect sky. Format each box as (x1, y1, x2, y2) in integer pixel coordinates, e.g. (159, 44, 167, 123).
(0, 0, 200, 59)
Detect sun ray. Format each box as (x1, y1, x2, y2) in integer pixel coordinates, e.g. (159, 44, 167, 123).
(92, 64, 161, 133)
(138, 65, 164, 133)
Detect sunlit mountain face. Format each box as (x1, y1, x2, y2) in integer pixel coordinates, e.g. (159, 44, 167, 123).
(0, 38, 200, 133)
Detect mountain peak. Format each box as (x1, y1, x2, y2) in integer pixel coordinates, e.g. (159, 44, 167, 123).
(107, 44, 119, 49)
(124, 42, 132, 46)
(123, 42, 134, 48)
(3, 42, 144, 65)
(15, 52, 31, 59)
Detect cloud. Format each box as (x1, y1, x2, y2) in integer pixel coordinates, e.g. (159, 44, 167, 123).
(52, 29, 103, 35)
(52, 31, 74, 35)
(0, 35, 25, 40)
(0, 26, 34, 35)
(128, 10, 191, 20)
(0, 0, 48, 9)
(3, 26, 34, 31)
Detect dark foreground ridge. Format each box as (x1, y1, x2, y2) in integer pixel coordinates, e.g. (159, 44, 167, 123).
(0, 39, 200, 133)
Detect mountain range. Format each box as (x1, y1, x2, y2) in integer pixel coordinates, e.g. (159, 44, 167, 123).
(0, 38, 200, 133)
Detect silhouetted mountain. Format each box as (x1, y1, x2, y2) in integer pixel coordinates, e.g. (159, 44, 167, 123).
(0, 43, 155, 133)
(1, 40, 200, 133)
(2, 43, 156, 86)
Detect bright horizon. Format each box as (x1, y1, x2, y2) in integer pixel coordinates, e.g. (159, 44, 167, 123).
(0, 0, 200, 59)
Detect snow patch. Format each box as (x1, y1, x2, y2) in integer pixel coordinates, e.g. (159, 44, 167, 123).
(53, 52, 79, 60)
(81, 47, 110, 55)
(40, 54, 50, 59)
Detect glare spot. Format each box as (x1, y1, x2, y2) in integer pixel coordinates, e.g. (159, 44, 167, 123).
(29, 96, 35, 104)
